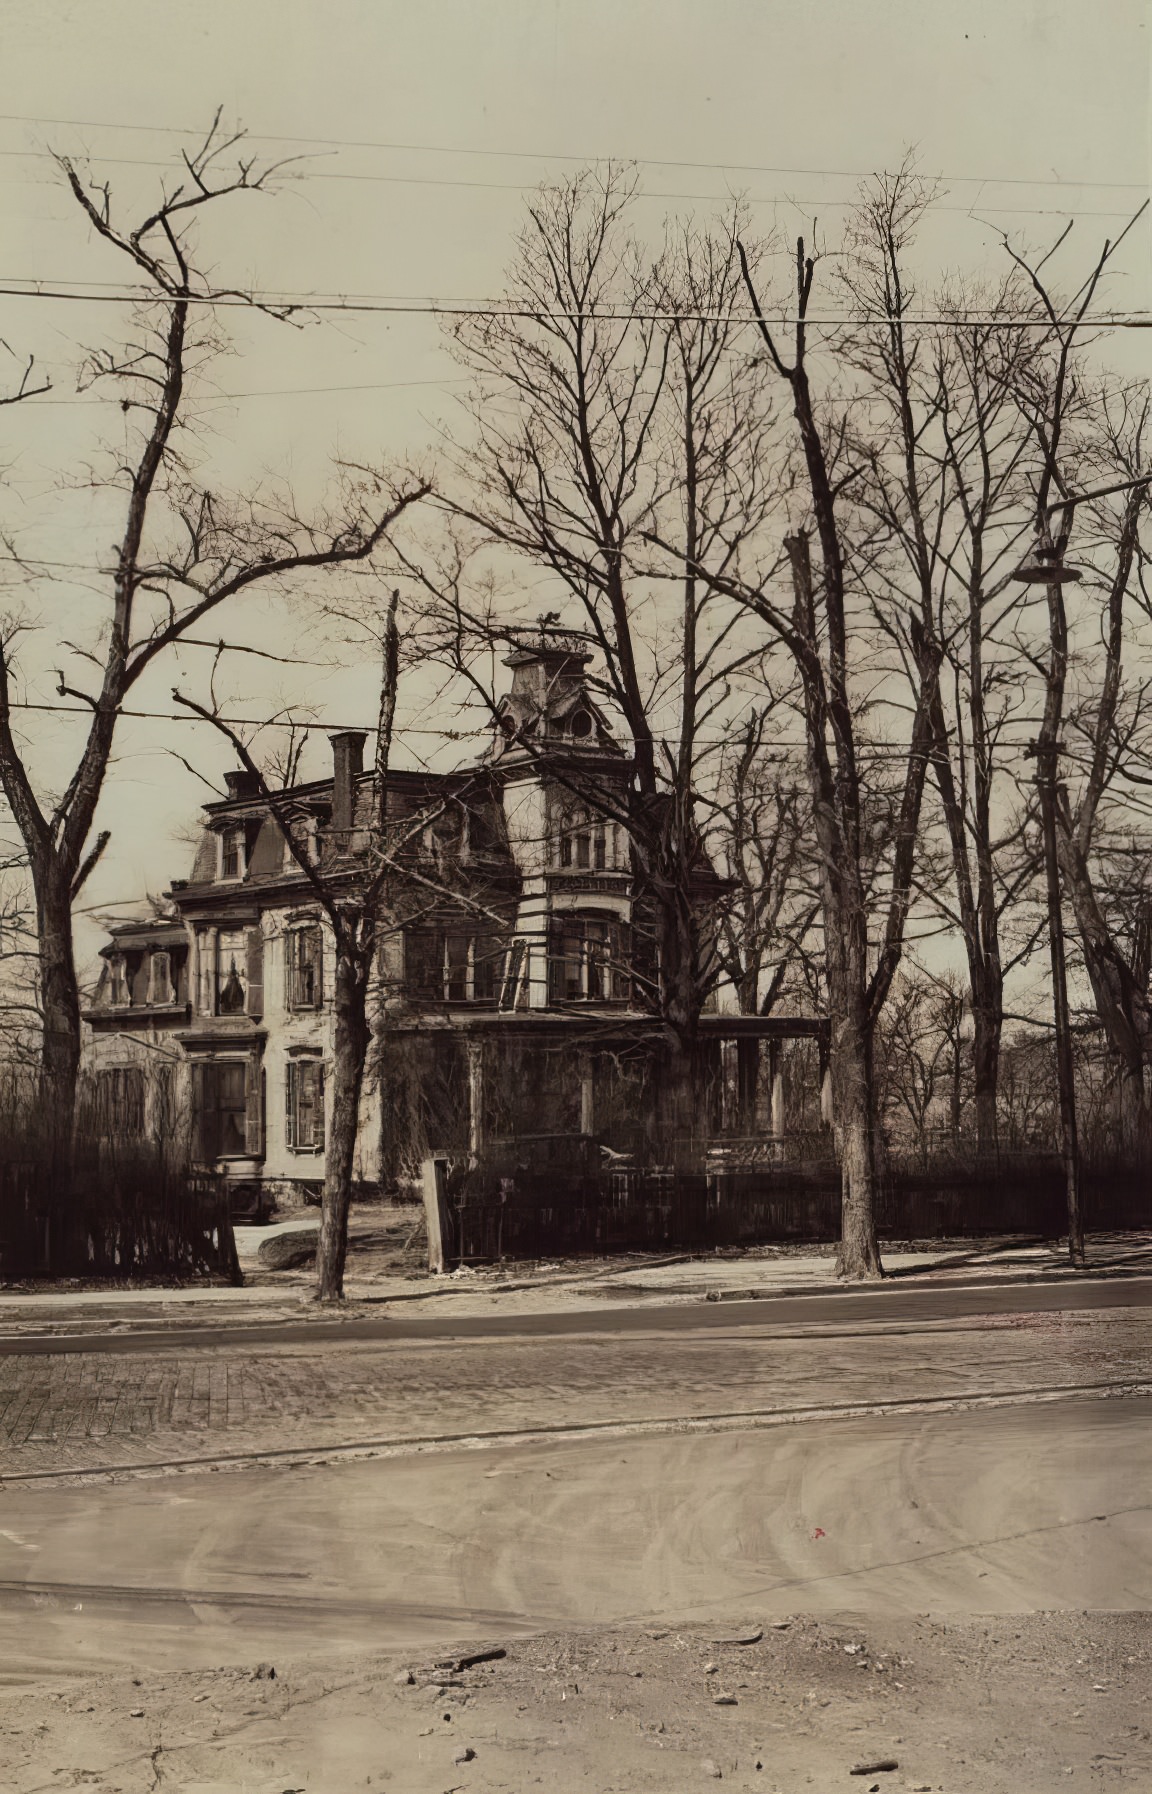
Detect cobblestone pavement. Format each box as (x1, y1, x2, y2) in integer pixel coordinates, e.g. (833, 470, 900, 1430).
(3, 1303, 1150, 1478)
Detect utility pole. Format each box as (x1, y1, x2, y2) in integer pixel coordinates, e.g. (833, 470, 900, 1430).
(1027, 733, 1084, 1265)
(1019, 527, 1085, 1266)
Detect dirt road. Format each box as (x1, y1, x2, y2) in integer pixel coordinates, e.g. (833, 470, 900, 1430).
(2, 1284, 1149, 1790)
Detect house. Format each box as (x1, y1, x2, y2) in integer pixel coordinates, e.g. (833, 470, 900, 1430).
(84, 641, 827, 1208)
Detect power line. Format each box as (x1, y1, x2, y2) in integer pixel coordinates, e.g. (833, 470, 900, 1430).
(27, 375, 469, 407)
(0, 694, 1054, 755)
(0, 108, 1144, 194)
(1, 282, 1150, 328)
(3, 148, 1144, 221)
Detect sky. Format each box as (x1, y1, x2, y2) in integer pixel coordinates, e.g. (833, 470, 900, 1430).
(0, 0, 1149, 971)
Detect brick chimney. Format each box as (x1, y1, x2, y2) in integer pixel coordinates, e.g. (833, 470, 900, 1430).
(222, 769, 260, 800)
(330, 731, 367, 836)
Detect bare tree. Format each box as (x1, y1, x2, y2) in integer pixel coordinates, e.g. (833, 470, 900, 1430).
(708, 709, 820, 1015)
(176, 603, 407, 1301)
(0, 116, 430, 1126)
(999, 206, 1152, 1251)
(1042, 386, 1152, 1141)
(876, 969, 967, 1159)
(436, 174, 779, 1132)
(0, 837, 39, 1067)
(836, 167, 1049, 1151)
(678, 224, 941, 1278)
(178, 601, 517, 1301)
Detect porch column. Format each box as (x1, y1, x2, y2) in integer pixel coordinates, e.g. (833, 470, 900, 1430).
(736, 1038, 759, 1134)
(467, 1036, 486, 1158)
(579, 1052, 595, 1136)
(819, 1035, 834, 1126)
(187, 927, 200, 1014)
(201, 926, 218, 1016)
(768, 1038, 785, 1161)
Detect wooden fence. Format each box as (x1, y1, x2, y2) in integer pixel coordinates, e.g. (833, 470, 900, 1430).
(0, 1155, 242, 1283)
(424, 1137, 1149, 1265)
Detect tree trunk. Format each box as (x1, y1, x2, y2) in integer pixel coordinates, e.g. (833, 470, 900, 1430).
(315, 950, 370, 1302)
(829, 997, 883, 1279)
(970, 978, 1002, 1156)
(34, 863, 82, 1136)
(643, 832, 706, 1154)
(1058, 825, 1152, 1147)
(1117, 1060, 1149, 1154)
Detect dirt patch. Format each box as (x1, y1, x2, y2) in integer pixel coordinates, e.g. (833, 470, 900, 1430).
(2, 1611, 1147, 1792)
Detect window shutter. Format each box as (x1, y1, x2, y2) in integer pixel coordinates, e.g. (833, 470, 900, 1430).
(245, 1056, 264, 1157)
(285, 1061, 296, 1150)
(499, 940, 525, 1012)
(405, 929, 437, 1001)
(245, 927, 264, 1018)
(313, 1061, 325, 1151)
(191, 1062, 207, 1161)
(310, 926, 323, 1009)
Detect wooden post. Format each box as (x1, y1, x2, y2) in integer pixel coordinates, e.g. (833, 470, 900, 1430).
(422, 1155, 450, 1274)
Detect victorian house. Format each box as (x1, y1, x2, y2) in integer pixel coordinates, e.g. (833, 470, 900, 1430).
(84, 641, 825, 1208)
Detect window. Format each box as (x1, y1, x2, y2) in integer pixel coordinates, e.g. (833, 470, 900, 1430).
(146, 950, 174, 1006)
(548, 914, 628, 1004)
(282, 815, 319, 870)
(499, 939, 527, 1011)
(94, 1066, 146, 1139)
(406, 928, 506, 1003)
(217, 930, 248, 1015)
(286, 923, 323, 1010)
(556, 803, 615, 871)
(422, 805, 463, 869)
(570, 709, 593, 738)
(466, 803, 503, 857)
(219, 827, 245, 881)
(286, 1057, 324, 1151)
(192, 1059, 251, 1160)
(107, 955, 129, 1008)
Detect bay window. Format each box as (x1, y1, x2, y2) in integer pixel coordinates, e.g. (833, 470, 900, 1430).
(548, 913, 628, 1003)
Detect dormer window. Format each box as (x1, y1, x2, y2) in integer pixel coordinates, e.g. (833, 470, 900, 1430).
(282, 815, 319, 871)
(219, 827, 245, 881)
(146, 950, 174, 1006)
(108, 955, 129, 1008)
(570, 709, 592, 739)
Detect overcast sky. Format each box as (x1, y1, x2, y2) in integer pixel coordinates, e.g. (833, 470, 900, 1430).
(1, 0, 1149, 968)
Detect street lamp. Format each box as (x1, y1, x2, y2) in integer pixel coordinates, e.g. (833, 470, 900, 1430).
(1016, 477, 1152, 1266)
(1018, 523, 1084, 1267)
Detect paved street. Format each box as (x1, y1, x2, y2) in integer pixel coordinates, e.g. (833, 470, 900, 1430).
(3, 1283, 1151, 1481)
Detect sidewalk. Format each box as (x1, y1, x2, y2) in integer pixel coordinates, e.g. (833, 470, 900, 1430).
(1, 1228, 1149, 1333)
